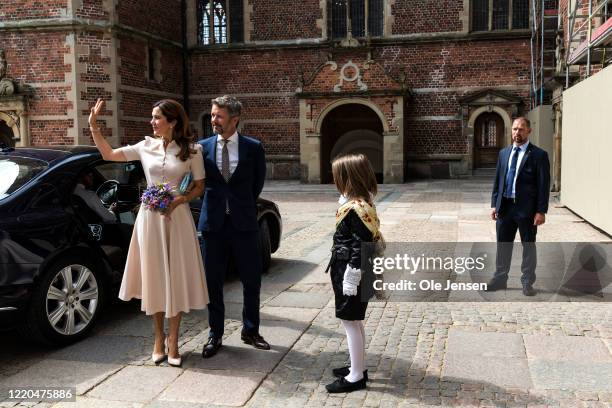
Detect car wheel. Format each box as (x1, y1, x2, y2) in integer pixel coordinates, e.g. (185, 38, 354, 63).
(20, 255, 106, 345)
(259, 219, 272, 273)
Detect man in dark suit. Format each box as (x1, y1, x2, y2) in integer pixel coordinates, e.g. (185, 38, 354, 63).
(488, 117, 550, 296)
(198, 95, 269, 357)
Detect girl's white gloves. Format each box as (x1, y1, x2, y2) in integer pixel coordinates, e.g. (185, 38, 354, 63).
(343, 265, 362, 296)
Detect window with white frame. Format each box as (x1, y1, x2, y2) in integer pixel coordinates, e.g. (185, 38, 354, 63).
(329, 0, 384, 40)
(472, 0, 529, 32)
(198, 0, 244, 45)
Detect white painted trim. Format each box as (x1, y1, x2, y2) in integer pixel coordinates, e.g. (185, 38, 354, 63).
(412, 85, 530, 93)
(189, 92, 294, 99)
(27, 115, 72, 121)
(410, 116, 459, 121)
(241, 119, 300, 124)
(118, 85, 183, 99)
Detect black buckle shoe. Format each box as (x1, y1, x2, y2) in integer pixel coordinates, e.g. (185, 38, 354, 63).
(332, 366, 369, 381)
(522, 284, 536, 296)
(485, 279, 508, 292)
(326, 377, 367, 393)
(240, 331, 270, 350)
(202, 337, 222, 358)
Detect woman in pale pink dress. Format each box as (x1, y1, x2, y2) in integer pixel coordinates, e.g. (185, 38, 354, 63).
(88, 98, 208, 367)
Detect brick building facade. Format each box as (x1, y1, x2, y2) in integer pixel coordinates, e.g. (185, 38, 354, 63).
(0, 0, 536, 182)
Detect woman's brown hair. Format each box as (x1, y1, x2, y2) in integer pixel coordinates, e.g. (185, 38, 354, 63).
(331, 153, 378, 203)
(153, 99, 196, 161)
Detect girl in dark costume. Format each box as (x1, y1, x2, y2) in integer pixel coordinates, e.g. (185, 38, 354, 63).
(325, 153, 383, 393)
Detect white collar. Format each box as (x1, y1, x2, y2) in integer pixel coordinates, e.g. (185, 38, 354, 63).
(217, 131, 238, 144)
(513, 140, 530, 152)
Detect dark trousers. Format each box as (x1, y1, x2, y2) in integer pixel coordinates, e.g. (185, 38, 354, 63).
(494, 198, 538, 286)
(200, 217, 262, 338)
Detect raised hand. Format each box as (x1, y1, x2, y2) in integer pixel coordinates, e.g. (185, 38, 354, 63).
(89, 98, 105, 129)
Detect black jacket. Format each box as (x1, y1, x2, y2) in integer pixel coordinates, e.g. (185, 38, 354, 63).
(329, 209, 374, 270)
(197, 134, 266, 232)
(327, 209, 375, 319)
(491, 142, 550, 218)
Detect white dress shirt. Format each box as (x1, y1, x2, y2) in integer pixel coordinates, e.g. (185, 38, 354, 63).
(73, 183, 116, 223)
(506, 141, 530, 198)
(216, 131, 239, 177)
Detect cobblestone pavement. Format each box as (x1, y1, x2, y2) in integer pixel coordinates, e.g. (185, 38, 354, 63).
(0, 178, 611, 408)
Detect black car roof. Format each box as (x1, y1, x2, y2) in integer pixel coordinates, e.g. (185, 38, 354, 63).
(3, 146, 101, 164)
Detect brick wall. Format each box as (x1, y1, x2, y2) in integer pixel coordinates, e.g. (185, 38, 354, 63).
(115, 0, 185, 145)
(249, 0, 322, 41)
(391, 0, 464, 34)
(190, 39, 531, 161)
(2, 0, 535, 180)
(0, 32, 70, 84)
(75, 0, 109, 20)
(0, 30, 74, 143)
(29, 120, 74, 145)
(0, 1, 68, 20)
(117, 0, 183, 43)
(117, 34, 185, 144)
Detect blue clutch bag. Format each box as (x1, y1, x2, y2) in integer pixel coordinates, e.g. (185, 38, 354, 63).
(178, 172, 192, 195)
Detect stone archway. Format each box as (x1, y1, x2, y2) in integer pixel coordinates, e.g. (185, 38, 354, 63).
(467, 105, 513, 146)
(330, 129, 383, 178)
(299, 97, 404, 184)
(0, 111, 20, 147)
(459, 89, 521, 172)
(0, 120, 13, 146)
(320, 105, 384, 183)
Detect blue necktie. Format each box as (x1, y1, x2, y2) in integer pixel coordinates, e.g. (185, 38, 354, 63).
(504, 147, 520, 198)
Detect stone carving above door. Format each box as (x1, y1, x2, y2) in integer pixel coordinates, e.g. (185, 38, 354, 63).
(296, 53, 407, 97)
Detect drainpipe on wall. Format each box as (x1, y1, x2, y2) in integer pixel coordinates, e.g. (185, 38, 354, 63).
(181, 0, 190, 115)
(552, 103, 562, 192)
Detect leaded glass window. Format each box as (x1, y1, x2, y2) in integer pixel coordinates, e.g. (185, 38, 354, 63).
(492, 0, 509, 30)
(329, 0, 384, 40)
(472, 0, 489, 31)
(481, 120, 498, 147)
(472, 0, 530, 32)
(198, 0, 244, 45)
(513, 0, 530, 29)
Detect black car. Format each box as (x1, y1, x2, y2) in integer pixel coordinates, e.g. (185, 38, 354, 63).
(0, 145, 281, 345)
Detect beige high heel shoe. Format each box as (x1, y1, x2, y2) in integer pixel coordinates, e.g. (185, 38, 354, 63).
(166, 337, 182, 367)
(152, 336, 167, 364)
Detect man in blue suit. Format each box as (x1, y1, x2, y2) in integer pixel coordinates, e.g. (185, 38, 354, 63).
(488, 117, 550, 296)
(198, 95, 269, 357)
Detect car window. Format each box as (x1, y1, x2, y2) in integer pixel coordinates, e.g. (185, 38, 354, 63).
(0, 157, 48, 201)
(95, 162, 145, 187)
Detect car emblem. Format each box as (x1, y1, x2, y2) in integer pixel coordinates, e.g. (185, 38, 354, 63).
(88, 224, 102, 241)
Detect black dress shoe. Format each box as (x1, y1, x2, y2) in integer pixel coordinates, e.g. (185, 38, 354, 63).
(202, 337, 222, 358)
(332, 366, 369, 381)
(485, 279, 507, 292)
(326, 377, 367, 393)
(522, 284, 536, 296)
(240, 331, 270, 350)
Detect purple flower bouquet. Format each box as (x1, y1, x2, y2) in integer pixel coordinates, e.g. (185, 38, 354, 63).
(140, 182, 174, 213)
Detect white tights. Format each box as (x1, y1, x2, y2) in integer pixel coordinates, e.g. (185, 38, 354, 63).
(341, 319, 366, 382)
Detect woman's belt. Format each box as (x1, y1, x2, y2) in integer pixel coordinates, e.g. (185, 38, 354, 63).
(324, 245, 350, 273)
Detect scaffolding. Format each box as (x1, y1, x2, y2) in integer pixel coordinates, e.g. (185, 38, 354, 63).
(565, 0, 612, 86)
(530, 0, 559, 108)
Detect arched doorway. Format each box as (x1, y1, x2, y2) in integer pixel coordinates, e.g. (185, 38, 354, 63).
(0, 120, 14, 147)
(474, 112, 503, 168)
(320, 104, 384, 183)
